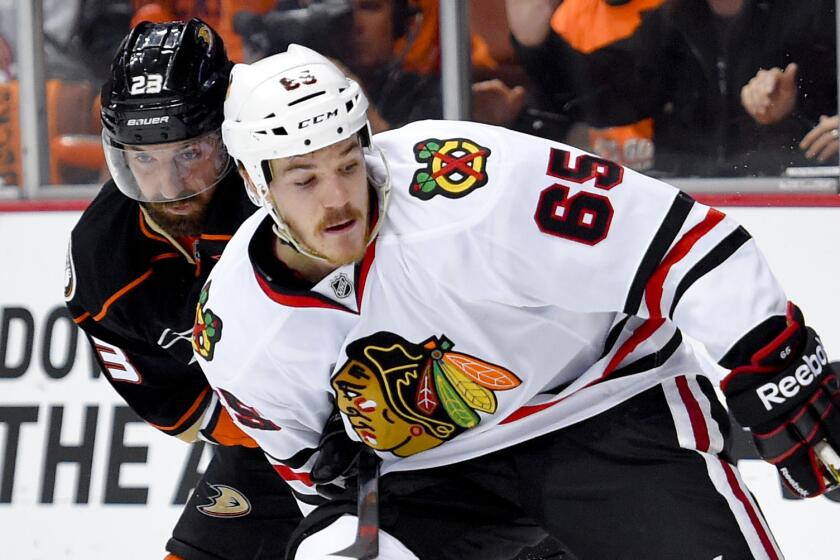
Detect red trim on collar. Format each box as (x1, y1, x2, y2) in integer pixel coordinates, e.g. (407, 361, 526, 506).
(254, 271, 347, 311)
(253, 241, 377, 313)
(354, 241, 376, 310)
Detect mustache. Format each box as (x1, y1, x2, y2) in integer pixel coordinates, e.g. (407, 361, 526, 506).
(317, 205, 363, 231)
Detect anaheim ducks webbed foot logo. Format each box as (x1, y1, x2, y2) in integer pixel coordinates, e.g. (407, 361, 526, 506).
(410, 138, 491, 200)
(331, 332, 520, 457)
(192, 281, 223, 361)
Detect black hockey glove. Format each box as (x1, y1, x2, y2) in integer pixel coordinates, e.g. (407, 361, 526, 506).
(311, 406, 363, 499)
(722, 305, 840, 497)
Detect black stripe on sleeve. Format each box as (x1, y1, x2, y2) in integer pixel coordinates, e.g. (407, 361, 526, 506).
(269, 446, 317, 470)
(600, 315, 630, 359)
(607, 330, 683, 379)
(623, 192, 695, 315)
(291, 488, 328, 507)
(667, 226, 751, 318)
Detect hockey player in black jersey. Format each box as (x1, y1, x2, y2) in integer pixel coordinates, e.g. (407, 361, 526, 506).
(64, 19, 306, 560)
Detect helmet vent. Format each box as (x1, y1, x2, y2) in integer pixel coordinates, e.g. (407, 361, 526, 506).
(163, 29, 180, 49)
(272, 127, 288, 135)
(264, 113, 276, 119)
(288, 91, 325, 106)
(345, 100, 354, 112)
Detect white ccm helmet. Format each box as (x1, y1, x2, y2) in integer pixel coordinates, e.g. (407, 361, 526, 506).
(222, 44, 391, 258)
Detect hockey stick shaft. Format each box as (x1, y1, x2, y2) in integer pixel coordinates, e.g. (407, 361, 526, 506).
(330, 448, 381, 559)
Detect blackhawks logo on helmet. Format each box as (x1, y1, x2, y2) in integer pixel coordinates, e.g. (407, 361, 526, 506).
(409, 138, 491, 200)
(192, 281, 223, 361)
(331, 332, 520, 457)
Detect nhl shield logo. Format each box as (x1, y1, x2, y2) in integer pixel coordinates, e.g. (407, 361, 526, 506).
(330, 272, 353, 299)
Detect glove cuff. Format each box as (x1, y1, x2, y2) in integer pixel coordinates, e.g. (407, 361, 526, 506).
(723, 326, 831, 427)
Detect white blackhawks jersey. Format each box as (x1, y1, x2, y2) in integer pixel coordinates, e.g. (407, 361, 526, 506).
(195, 120, 788, 485)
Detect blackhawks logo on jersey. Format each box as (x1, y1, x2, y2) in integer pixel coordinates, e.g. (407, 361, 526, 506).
(192, 281, 223, 361)
(409, 138, 491, 200)
(331, 331, 520, 457)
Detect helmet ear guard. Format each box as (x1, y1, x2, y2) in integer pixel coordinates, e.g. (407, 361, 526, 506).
(234, 159, 263, 207)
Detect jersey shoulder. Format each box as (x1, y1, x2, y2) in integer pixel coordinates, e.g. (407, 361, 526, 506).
(200, 210, 271, 330)
(66, 181, 161, 315)
(372, 120, 594, 241)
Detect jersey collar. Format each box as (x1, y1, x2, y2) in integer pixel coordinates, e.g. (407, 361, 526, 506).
(249, 215, 376, 314)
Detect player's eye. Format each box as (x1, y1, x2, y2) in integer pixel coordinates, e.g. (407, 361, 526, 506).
(294, 176, 315, 189)
(340, 162, 358, 174)
(176, 147, 202, 162)
(131, 153, 155, 165)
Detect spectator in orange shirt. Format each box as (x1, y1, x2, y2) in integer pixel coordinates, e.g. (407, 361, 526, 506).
(551, 0, 664, 171)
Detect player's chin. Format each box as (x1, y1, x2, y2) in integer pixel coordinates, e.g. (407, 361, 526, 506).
(318, 232, 367, 266)
(145, 201, 209, 236)
(322, 241, 367, 267)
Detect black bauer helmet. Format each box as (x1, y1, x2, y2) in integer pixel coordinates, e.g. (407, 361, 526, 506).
(101, 18, 231, 144)
(101, 19, 233, 203)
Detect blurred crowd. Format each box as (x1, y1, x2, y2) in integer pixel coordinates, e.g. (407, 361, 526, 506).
(0, 0, 837, 187)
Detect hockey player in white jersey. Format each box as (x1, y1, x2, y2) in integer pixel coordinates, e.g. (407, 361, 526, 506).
(194, 44, 840, 559)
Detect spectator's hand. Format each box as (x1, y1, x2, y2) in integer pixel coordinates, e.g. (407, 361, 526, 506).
(505, 0, 560, 47)
(740, 63, 798, 125)
(472, 79, 526, 126)
(800, 114, 840, 162)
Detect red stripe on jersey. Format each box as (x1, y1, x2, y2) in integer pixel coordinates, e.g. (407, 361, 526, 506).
(646, 207, 725, 318)
(500, 399, 560, 424)
(603, 207, 724, 377)
(273, 464, 314, 487)
(254, 241, 376, 312)
(602, 317, 665, 377)
(355, 241, 376, 310)
(720, 459, 781, 560)
(503, 210, 727, 423)
(254, 271, 349, 311)
(674, 375, 710, 452)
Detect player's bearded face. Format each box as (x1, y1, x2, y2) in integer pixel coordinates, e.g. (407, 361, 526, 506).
(142, 186, 216, 236)
(270, 137, 370, 265)
(126, 133, 227, 236)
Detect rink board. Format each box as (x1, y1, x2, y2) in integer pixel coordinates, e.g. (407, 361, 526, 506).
(1, 203, 838, 559)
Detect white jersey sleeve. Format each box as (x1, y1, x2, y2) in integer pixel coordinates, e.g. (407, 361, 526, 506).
(375, 120, 787, 363)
